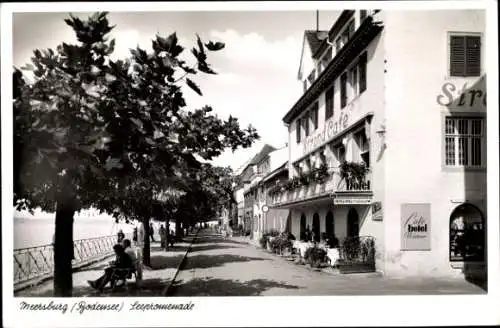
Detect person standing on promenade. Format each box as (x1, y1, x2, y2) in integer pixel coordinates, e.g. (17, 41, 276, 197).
(149, 223, 155, 242)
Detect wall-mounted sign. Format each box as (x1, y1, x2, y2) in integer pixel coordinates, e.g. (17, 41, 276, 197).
(334, 198, 372, 205)
(401, 203, 431, 251)
(262, 205, 269, 213)
(372, 201, 383, 221)
(303, 112, 350, 155)
(436, 81, 486, 108)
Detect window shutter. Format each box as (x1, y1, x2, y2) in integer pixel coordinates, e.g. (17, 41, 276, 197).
(450, 35, 466, 76)
(313, 103, 319, 129)
(296, 119, 301, 143)
(304, 111, 310, 136)
(359, 52, 367, 93)
(325, 85, 334, 120)
(340, 73, 347, 108)
(466, 36, 481, 76)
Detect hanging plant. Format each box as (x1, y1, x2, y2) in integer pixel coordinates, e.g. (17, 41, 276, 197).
(313, 163, 329, 183)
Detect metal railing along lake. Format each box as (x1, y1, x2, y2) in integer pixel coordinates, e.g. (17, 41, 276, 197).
(14, 234, 132, 286)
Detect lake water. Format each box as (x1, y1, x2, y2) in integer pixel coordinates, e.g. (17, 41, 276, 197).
(14, 217, 175, 249)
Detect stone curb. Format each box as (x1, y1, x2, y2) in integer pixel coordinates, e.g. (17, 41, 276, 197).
(162, 229, 200, 296)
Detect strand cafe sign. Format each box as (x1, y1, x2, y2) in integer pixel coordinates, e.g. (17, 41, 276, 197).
(437, 82, 486, 108)
(400, 203, 431, 251)
(303, 112, 349, 155)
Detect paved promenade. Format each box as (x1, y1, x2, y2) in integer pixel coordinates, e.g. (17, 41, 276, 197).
(169, 231, 486, 296)
(16, 235, 196, 297)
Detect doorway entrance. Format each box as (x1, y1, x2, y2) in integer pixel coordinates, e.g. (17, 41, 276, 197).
(347, 208, 360, 238)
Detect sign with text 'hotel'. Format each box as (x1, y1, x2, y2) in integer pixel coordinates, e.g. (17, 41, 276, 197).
(400, 203, 431, 251)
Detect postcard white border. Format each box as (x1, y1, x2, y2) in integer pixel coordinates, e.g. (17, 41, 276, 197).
(2, 1, 499, 327)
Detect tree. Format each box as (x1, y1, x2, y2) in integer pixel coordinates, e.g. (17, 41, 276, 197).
(14, 12, 259, 296)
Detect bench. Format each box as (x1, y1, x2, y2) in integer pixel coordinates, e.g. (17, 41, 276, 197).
(109, 259, 141, 291)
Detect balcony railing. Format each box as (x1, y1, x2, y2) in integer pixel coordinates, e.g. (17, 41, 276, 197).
(14, 234, 132, 287)
(270, 169, 372, 206)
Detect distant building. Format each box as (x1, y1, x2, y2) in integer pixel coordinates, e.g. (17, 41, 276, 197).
(271, 9, 486, 278)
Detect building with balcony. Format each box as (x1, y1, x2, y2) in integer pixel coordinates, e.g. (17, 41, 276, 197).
(239, 144, 277, 233)
(272, 9, 486, 279)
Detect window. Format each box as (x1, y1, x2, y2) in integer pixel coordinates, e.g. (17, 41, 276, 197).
(334, 144, 346, 164)
(303, 80, 307, 93)
(450, 34, 481, 77)
(449, 203, 485, 262)
(445, 117, 484, 167)
(360, 10, 368, 22)
(359, 52, 367, 93)
(311, 103, 319, 130)
(349, 66, 358, 99)
(319, 47, 332, 73)
(325, 85, 334, 120)
(340, 73, 348, 108)
(296, 118, 301, 143)
(304, 111, 310, 137)
(342, 20, 355, 45)
(335, 36, 342, 53)
(308, 70, 316, 84)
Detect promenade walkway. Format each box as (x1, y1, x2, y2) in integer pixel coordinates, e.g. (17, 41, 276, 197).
(169, 231, 486, 296)
(16, 234, 197, 297)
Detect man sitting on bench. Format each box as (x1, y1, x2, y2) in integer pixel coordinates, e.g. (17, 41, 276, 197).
(87, 244, 133, 292)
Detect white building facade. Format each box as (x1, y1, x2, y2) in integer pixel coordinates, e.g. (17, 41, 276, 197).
(271, 9, 486, 278)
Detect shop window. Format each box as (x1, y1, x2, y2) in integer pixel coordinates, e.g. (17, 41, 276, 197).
(445, 117, 484, 167)
(312, 213, 320, 242)
(450, 204, 485, 262)
(300, 214, 307, 241)
(449, 34, 481, 77)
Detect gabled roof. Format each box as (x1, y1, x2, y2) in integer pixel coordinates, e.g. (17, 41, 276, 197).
(298, 30, 328, 80)
(304, 30, 327, 55)
(249, 144, 277, 165)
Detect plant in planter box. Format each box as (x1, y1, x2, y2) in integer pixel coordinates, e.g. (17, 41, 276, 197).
(314, 163, 330, 184)
(339, 161, 369, 185)
(299, 172, 311, 186)
(303, 245, 327, 268)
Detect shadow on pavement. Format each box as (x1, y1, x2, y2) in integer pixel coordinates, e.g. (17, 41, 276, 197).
(18, 277, 171, 298)
(149, 254, 185, 270)
(151, 245, 189, 253)
(194, 238, 247, 246)
(182, 254, 270, 270)
(169, 278, 301, 296)
(189, 244, 238, 253)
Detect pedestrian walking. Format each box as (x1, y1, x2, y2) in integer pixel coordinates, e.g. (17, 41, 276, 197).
(149, 223, 155, 242)
(159, 224, 166, 248)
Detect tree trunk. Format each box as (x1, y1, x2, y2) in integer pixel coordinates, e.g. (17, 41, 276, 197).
(53, 195, 76, 297)
(142, 218, 151, 267)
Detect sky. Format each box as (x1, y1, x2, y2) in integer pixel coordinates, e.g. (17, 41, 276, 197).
(12, 10, 341, 174)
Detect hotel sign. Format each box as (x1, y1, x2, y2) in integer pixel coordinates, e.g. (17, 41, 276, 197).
(401, 203, 431, 251)
(303, 112, 350, 155)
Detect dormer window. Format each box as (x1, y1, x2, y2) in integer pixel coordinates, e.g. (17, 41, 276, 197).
(360, 10, 368, 22)
(318, 47, 332, 74)
(303, 79, 307, 93)
(308, 70, 316, 84)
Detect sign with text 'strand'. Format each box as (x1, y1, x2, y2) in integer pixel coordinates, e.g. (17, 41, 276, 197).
(401, 203, 431, 251)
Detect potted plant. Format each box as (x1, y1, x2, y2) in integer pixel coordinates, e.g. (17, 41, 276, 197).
(304, 245, 327, 268)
